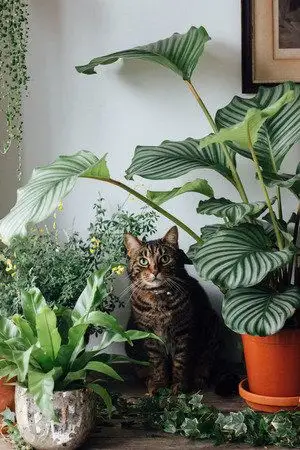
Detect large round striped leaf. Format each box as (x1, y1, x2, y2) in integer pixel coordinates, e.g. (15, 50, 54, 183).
(197, 198, 270, 225)
(0, 151, 110, 244)
(200, 90, 294, 153)
(76, 26, 210, 81)
(147, 178, 213, 206)
(215, 82, 300, 172)
(223, 286, 300, 336)
(262, 169, 300, 199)
(187, 224, 294, 289)
(125, 138, 236, 184)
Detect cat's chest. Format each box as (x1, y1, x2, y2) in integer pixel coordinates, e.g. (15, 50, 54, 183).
(132, 289, 190, 329)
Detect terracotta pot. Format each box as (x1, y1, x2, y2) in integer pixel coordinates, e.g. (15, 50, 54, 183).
(15, 386, 95, 449)
(0, 377, 15, 433)
(242, 329, 300, 397)
(0, 377, 15, 412)
(239, 379, 300, 413)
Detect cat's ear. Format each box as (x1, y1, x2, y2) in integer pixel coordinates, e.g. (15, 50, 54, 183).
(163, 226, 178, 247)
(124, 233, 142, 256)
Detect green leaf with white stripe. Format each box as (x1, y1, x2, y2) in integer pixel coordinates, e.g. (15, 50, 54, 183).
(147, 179, 213, 206)
(197, 198, 270, 225)
(262, 169, 300, 199)
(223, 286, 300, 336)
(126, 138, 236, 184)
(215, 82, 300, 172)
(200, 90, 294, 151)
(187, 224, 294, 289)
(0, 151, 110, 245)
(76, 26, 210, 81)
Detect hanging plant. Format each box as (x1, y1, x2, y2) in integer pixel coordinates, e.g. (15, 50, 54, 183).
(0, 0, 29, 155)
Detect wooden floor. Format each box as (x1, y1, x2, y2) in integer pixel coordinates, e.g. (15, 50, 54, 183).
(0, 379, 292, 450)
(80, 379, 290, 450)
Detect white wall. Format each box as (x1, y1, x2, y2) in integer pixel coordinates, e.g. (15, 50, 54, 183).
(23, 0, 299, 356)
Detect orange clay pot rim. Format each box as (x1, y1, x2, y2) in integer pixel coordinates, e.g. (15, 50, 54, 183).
(239, 379, 300, 407)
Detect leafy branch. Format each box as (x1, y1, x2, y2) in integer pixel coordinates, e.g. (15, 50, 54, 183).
(100, 390, 300, 448)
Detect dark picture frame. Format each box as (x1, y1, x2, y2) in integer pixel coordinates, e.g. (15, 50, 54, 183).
(241, 0, 300, 93)
(242, 0, 258, 93)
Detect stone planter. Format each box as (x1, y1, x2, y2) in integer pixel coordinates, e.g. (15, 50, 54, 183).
(15, 385, 95, 449)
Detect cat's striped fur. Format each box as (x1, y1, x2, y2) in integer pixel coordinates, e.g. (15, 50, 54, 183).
(125, 226, 221, 395)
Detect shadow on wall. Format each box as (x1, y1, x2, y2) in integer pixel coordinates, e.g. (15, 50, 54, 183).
(117, 40, 241, 93)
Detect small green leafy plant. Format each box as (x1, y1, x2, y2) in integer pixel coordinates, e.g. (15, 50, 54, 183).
(0, 196, 157, 316)
(0, 26, 299, 336)
(0, 265, 159, 420)
(103, 390, 300, 448)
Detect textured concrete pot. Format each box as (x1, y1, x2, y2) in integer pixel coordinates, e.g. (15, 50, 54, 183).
(15, 385, 95, 449)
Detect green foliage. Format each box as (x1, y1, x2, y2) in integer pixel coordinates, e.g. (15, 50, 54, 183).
(1, 408, 31, 449)
(0, 26, 299, 335)
(103, 390, 300, 448)
(0, 0, 29, 153)
(147, 179, 214, 206)
(200, 90, 294, 150)
(0, 196, 157, 316)
(0, 267, 160, 420)
(76, 26, 210, 81)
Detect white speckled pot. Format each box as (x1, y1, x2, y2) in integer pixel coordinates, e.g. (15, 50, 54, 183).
(15, 385, 95, 450)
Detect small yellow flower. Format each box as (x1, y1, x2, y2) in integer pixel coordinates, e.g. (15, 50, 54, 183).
(58, 201, 63, 211)
(112, 265, 125, 276)
(5, 259, 16, 276)
(90, 237, 101, 253)
(39, 228, 44, 234)
(53, 222, 57, 230)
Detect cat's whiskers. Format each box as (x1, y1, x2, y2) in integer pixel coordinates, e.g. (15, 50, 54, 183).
(165, 278, 186, 296)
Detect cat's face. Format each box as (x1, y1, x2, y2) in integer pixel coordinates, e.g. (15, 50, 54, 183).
(124, 226, 180, 289)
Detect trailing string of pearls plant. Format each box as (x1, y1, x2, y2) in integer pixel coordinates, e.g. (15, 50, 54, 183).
(0, 0, 29, 179)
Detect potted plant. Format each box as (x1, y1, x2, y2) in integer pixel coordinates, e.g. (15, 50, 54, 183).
(0, 265, 159, 449)
(0, 26, 299, 412)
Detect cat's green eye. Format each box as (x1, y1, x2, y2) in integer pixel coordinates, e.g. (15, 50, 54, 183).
(139, 257, 149, 266)
(161, 255, 170, 265)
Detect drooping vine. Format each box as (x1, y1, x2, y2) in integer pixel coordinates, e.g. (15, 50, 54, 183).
(0, 0, 29, 164)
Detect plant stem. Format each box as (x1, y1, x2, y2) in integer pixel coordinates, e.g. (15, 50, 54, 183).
(185, 80, 249, 204)
(277, 187, 283, 221)
(86, 176, 202, 244)
(247, 128, 284, 250)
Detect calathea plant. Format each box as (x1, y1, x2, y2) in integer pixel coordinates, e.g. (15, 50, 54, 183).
(0, 26, 299, 337)
(0, 265, 159, 419)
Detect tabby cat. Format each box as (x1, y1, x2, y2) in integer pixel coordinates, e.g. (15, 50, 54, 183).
(124, 226, 222, 395)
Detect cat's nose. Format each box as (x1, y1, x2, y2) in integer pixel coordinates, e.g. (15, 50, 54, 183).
(151, 269, 158, 280)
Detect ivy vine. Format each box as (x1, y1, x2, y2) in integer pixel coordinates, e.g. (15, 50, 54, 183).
(100, 390, 300, 448)
(0, 0, 29, 155)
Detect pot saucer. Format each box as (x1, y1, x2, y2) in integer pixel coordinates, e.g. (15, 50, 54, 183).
(239, 378, 300, 413)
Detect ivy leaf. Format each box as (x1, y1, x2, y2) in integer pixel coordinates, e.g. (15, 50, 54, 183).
(188, 393, 203, 409)
(181, 417, 200, 438)
(216, 412, 247, 437)
(163, 420, 177, 434)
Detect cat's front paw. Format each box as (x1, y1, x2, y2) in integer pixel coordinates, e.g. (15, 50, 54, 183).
(147, 378, 167, 396)
(171, 382, 187, 395)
